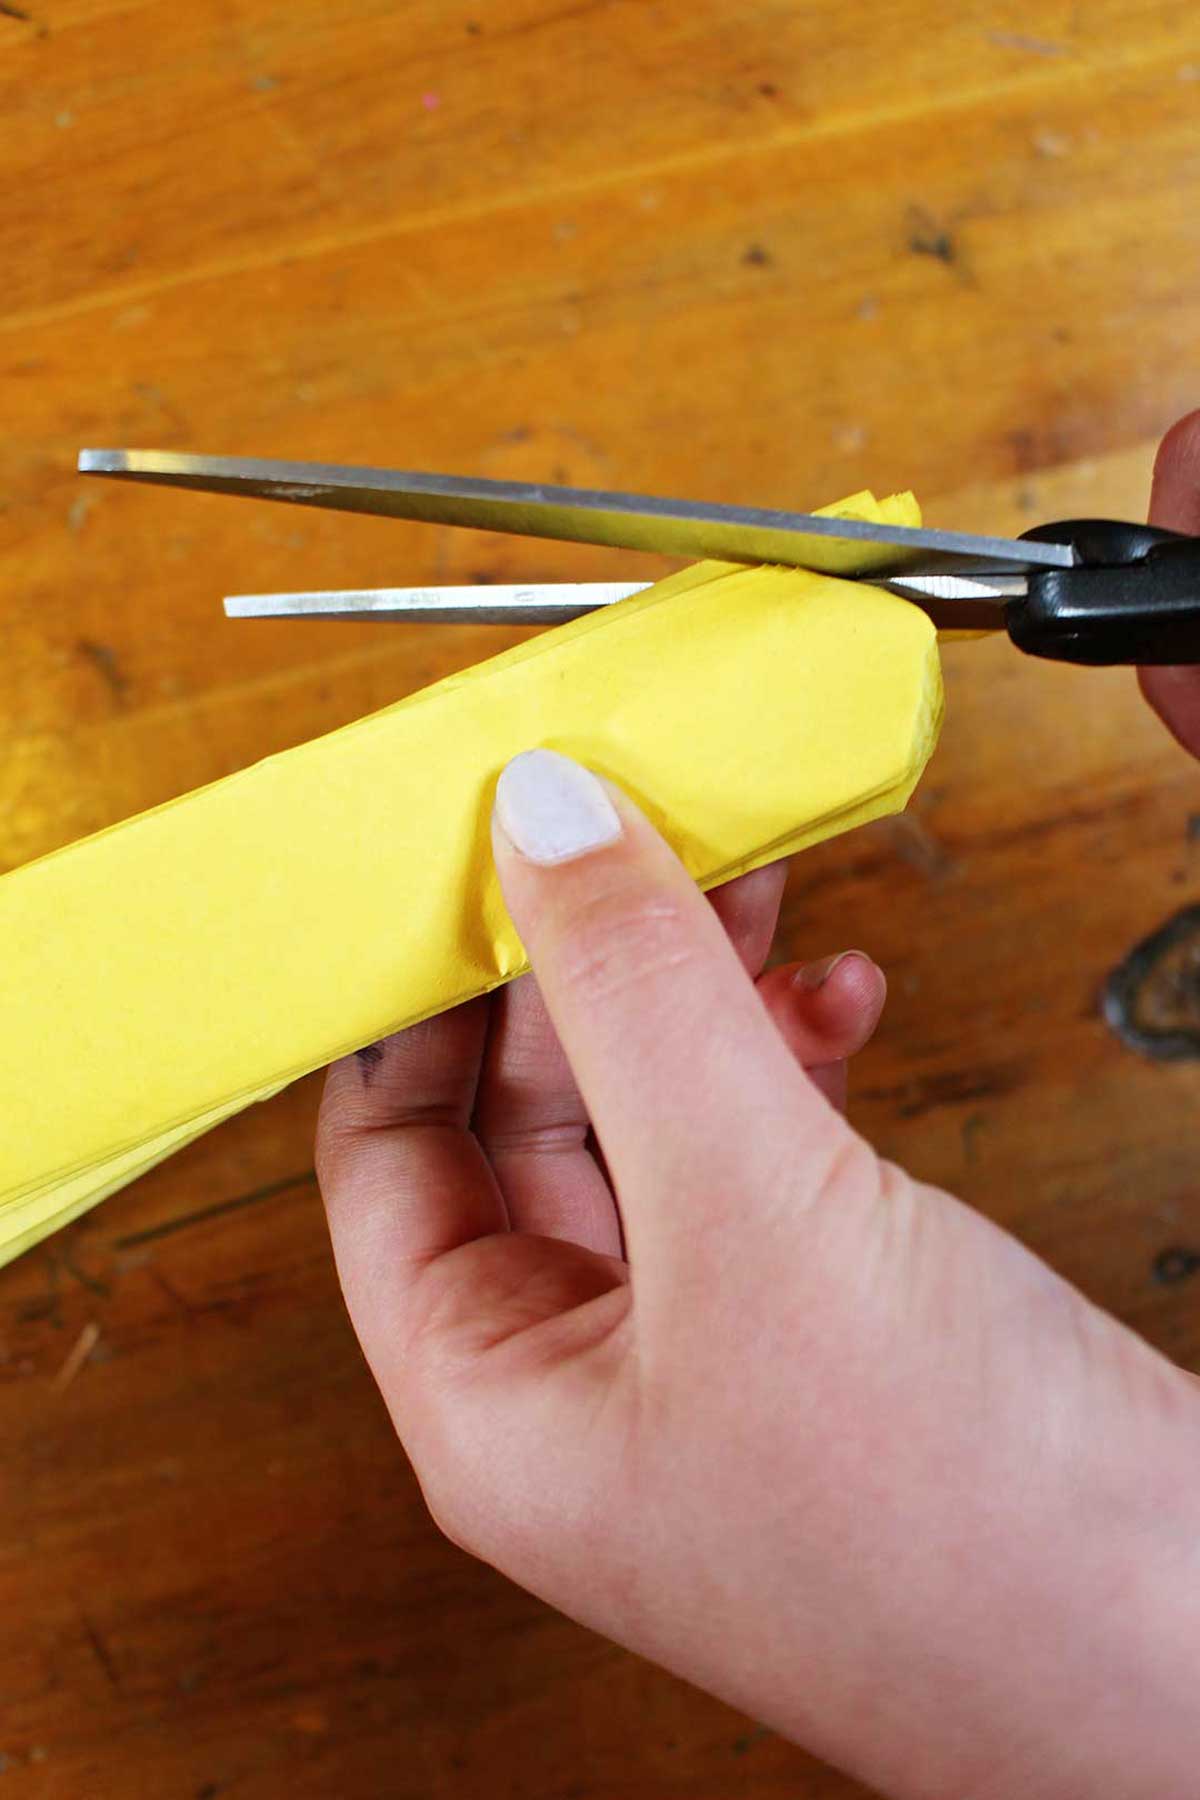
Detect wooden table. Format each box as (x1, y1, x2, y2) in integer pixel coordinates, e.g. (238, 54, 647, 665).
(3, 3, 1199, 1793)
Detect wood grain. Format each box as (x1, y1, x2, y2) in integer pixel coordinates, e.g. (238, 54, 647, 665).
(2, 1, 1200, 1793)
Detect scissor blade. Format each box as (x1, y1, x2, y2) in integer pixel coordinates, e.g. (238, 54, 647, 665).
(225, 574, 1015, 634)
(881, 571, 1027, 603)
(224, 582, 651, 626)
(79, 449, 1075, 576)
(875, 570, 1024, 631)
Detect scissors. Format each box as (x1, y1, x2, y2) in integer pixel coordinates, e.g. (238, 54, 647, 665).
(78, 449, 1200, 666)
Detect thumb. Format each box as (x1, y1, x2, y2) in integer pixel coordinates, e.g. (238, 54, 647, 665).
(491, 750, 856, 1278)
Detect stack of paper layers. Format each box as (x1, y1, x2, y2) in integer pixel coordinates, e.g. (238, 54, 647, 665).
(0, 491, 944, 1264)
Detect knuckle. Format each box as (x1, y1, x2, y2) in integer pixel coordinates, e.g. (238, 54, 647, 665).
(313, 1095, 349, 1191)
(554, 884, 696, 1008)
(314, 1078, 370, 1190)
(807, 1128, 879, 1210)
(479, 1116, 585, 1157)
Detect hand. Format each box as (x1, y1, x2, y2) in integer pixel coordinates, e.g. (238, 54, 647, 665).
(318, 420, 1200, 1799)
(1139, 408, 1200, 751)
(318, 749, 1200, 1799)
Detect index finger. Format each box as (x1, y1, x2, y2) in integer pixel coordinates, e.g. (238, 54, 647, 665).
(1139, 412, 1200, 754)
(1150, 409, 1200, 532)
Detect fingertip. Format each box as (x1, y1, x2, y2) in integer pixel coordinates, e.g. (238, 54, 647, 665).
(807, 949, 887, 1020)
(803, 953, 886, 1061)
(1151, 410, 1200, 534)
(793, 949, 886, 1021)
(758, 951, 886, 1067)
(492, 750, 623, 871)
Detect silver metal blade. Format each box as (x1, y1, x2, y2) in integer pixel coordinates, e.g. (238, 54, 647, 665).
(874, 569, 1026, 632)
(224, 574, 1016, 633)
(878, 571, 1029, 605)
(79, 449, 1076, 576)
(224, 582, 651, 626)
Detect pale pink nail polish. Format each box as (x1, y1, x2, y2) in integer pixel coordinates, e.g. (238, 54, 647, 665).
(495, 750, 622, 866)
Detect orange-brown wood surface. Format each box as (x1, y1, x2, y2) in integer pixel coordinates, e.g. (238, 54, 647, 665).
(3, 3, 1200, 1794)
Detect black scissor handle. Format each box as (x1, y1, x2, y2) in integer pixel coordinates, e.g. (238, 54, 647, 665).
(1019, 517, 1184, 566)
(1005, 518, 1200, 665)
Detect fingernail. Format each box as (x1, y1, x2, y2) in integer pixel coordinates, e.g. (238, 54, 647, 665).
(494, 750, 623, 866)
(794, 950, 867, 992)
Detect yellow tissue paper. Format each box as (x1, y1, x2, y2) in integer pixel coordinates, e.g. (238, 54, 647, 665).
(0, 490, 943, 1263)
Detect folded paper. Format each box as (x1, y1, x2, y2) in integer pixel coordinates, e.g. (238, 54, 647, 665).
(0, 491, 943, 1263)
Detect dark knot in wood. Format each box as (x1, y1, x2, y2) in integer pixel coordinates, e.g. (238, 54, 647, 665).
(1104, 903, 1200, 1060)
